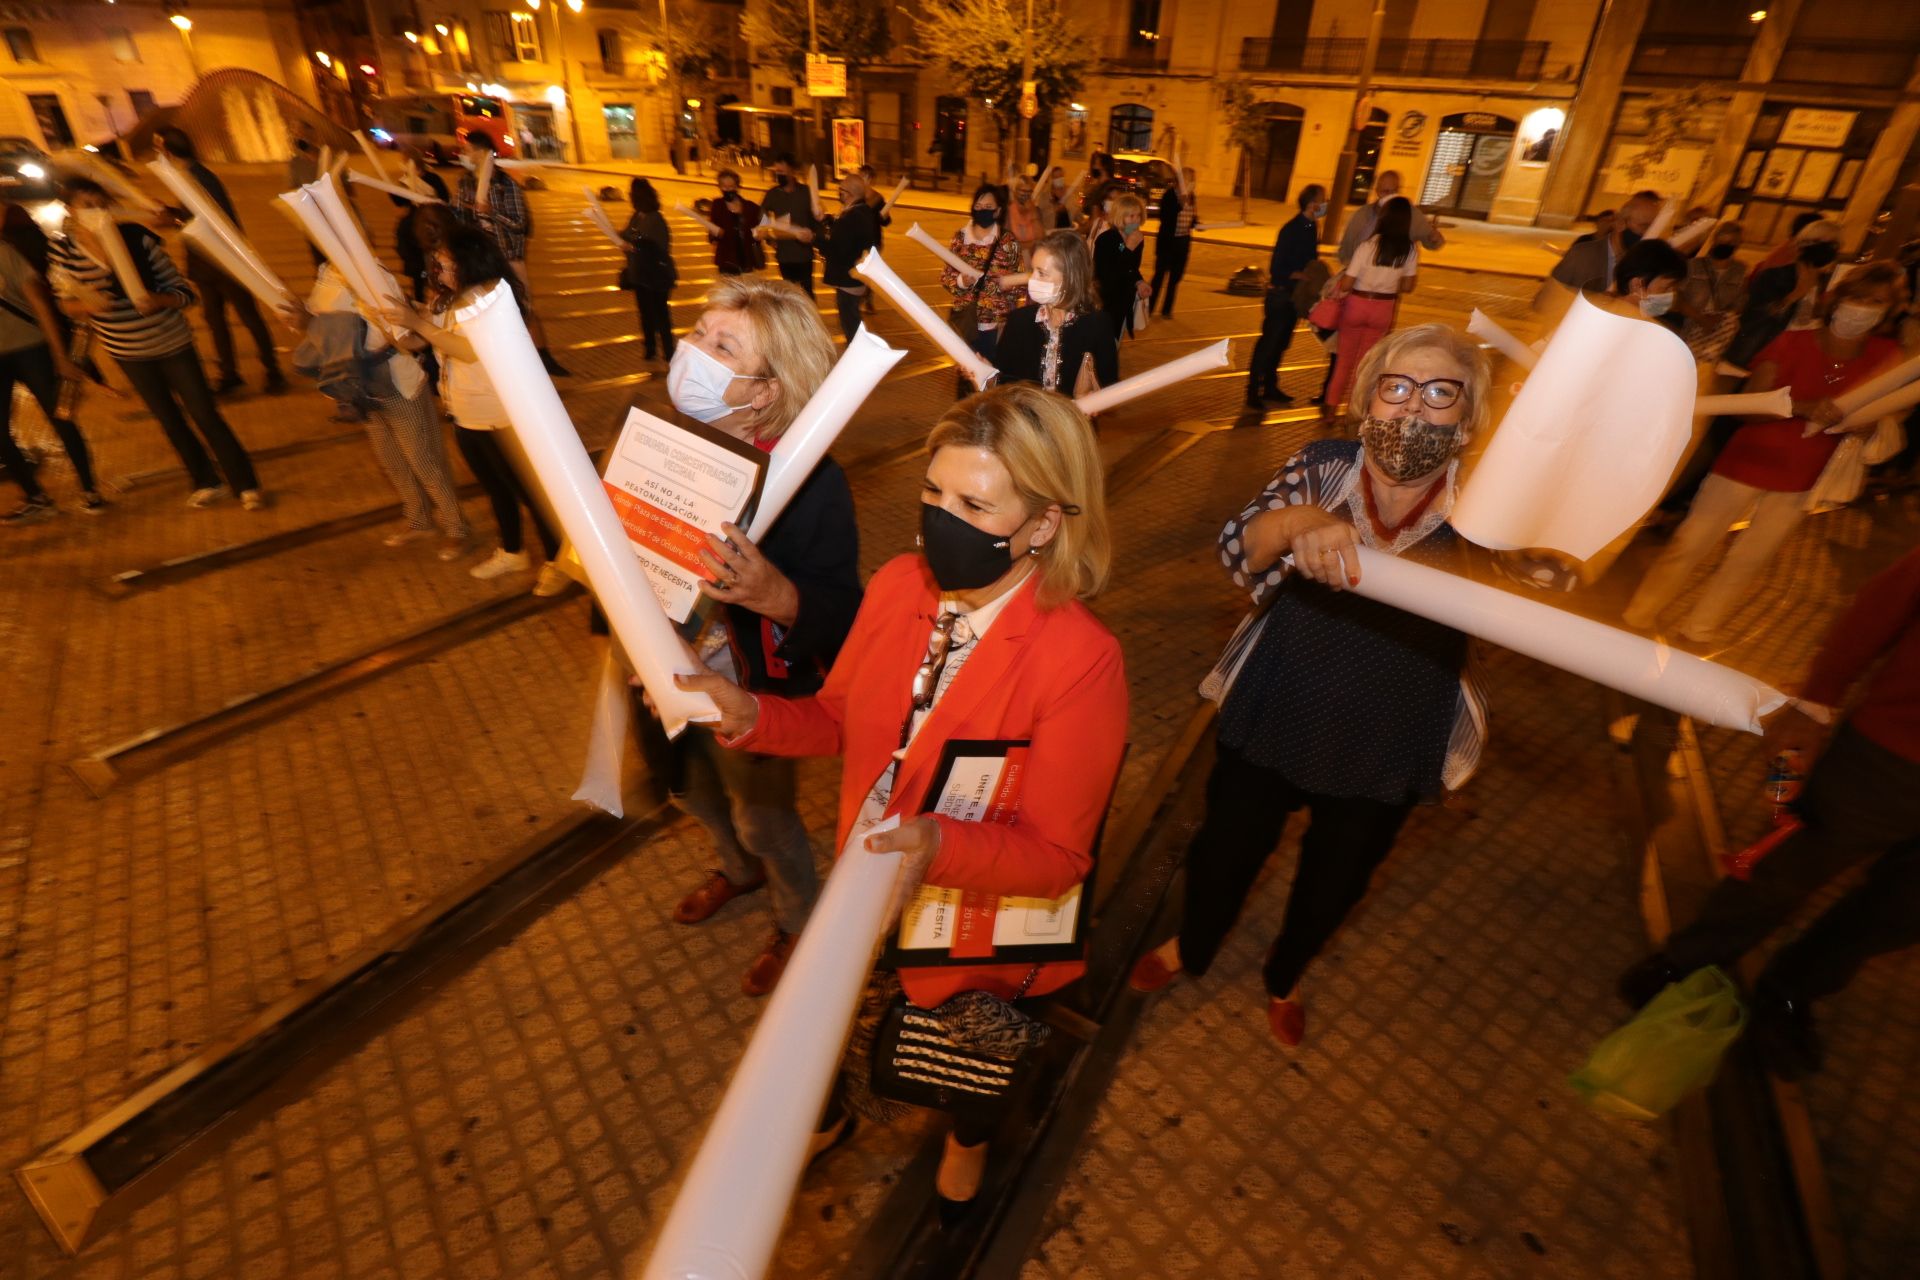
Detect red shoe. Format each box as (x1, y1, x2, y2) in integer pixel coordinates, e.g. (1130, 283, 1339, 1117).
(741, 930, 797, 997)
(1128, 949, 1182, 993)
(1266, 997, 1306, 1047)
(673, 870, 766, 924)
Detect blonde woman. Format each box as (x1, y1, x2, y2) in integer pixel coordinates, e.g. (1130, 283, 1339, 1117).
(646, 274, 857, 997)
(1132, 325, 1495, 1049)
(681, 384, 1128, 1211)
(1093, 191, 1149, 341)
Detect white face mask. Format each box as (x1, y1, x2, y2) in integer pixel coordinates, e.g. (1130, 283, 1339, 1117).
(668, 341, 763, 423)
(1638, 291, 1675, 319)
(1027, 277, 1060, 305)
(1829, 301, 1886, 340)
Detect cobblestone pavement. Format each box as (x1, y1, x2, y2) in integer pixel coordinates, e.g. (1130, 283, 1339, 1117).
(0, 159, 1876, 1278)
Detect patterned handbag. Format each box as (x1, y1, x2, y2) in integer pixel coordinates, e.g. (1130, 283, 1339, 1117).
(865, 968, 1049, 1125)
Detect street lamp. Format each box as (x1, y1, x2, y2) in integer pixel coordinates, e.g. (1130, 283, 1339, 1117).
(1324, 0, 1386, 249)
(531, 0, 586, 162)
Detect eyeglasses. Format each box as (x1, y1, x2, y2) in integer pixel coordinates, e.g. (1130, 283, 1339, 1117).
(1376, 373, 1465, 410)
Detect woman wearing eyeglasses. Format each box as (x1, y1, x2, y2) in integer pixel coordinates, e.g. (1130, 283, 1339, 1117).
(677, 384, 1127, 1210)
(1130, 324, 1492, 1049)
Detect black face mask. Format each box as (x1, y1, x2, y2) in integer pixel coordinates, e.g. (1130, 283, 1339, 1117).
(1800, 243, 1838, 267)
(971, 209, 998, 228)
(1619, 229, 1643, 248)
(919, 504, 1017, 591)
(1709, 243, 1737, 260)
(778, 173, 794, 188)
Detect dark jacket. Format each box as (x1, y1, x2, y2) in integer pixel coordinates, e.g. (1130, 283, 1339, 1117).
(1726, 262, 1810, 368)
(1156, 186, 1187, 244)
(822, 202, 880, 290)
(709, 195, 764, 273)
(993, 306, 1120, 393)
(729, 456, 862, 697)
(1269, 213, 1320, 292)
(1093, 227, 1144, 335)
(621, 209, 676, 293)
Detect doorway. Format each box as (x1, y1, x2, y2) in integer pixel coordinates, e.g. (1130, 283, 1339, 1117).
(27, 94, 72, 149)
(603, 104, 638, 159)
(1239, 102, 1304, 202)
(933, 97, 968, 174)
(1419, 112, 1517, 219)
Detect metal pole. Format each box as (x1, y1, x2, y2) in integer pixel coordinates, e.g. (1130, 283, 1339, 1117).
(552, 3, 585, 162)
(659, 0, 687, 171)
(1322, 0, 1385, 249)
(1015, 0, 1034, 177)
(807, 0, 825, 168)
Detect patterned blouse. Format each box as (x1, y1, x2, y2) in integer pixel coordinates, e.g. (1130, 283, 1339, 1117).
(940, 224, 1024, 327)
(1206, 438, 1487, 802)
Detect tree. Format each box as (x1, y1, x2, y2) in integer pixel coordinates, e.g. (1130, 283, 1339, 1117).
(1217, 78, 1269, 221)
(741, 0, 893, 83)
(914, 0, 1096, 176)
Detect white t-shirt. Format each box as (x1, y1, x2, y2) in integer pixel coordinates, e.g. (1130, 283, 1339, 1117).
(432, 295, 510, 429)
(1346, 239, 1419, 294)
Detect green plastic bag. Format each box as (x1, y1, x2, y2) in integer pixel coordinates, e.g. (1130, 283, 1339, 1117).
(1570, 966, 1746, 1120)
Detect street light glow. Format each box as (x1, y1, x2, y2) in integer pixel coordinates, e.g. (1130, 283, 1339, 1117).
(360, 64, 376, 75)
(404, 30, 419, 43)
(1748, 8, 1767, 19)
(315, 50, 332, 66)
(435, 23, 450, 35)
(169, 13, 191, 30)
(567, 0, 584, 10)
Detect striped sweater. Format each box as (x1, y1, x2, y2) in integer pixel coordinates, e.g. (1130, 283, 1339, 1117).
(49, 223, 196, 361)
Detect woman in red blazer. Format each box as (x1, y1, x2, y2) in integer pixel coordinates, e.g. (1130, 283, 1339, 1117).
(680, 383, 1128, 1210)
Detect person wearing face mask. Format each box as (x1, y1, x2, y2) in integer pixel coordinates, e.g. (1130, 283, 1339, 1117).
(757, 153, 821, 293)
(1130, 325, 1492, 1049)
(1336, 169, 1446, 267)
(385, 226, 564, 591)
(454, 130, 570, 378)
(1247, 184, 1326, 409)
(991, 229, 1119, 395)
(1006, 174, 1042, 266)
(1677, 222, 1748, 360)
(1538, 189, 1661, 314)
(678, 384, 1125, 1213)
(938, 185, 1026, 387)
(1748, 211, 1825, 283)
(1624, 264, 1905, 643)
(706, 168, 765, 276)
(821, 172, 881, 342)
(1037, 166, 1074, 231)
(643, 274, 857, 998)
(1093, 192, 1150, 342)
(1148, 168, 1198, 319)
(1325, 196, 1420, 415)
(1724, 219, 1841, 371)
(1600, 238, 1687, 328)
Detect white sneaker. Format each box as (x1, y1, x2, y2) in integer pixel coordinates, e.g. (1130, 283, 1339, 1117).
(532, 563, 570, 597)
(469, 547, 531, 580)
(187, 486, 221, 508)
(240, 489, 267, 511)
(383, 527, 435, 548)
(438, 537, 470, 562)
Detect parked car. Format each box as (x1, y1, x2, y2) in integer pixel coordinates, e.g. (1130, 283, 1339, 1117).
(0, 137, 55, 198)
(1108, 151, 1178, 206)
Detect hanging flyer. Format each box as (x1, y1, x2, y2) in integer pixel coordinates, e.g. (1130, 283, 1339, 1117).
(886, 739, 1089, 968)
(600, 406, 766, 622)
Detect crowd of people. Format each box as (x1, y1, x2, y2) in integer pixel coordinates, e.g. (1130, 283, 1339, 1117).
(6, 134, 1918, 1214)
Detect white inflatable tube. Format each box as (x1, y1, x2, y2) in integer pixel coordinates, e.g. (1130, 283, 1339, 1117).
(1644, 197, 1677, 242)
(854, 248, 998, 390)
(1832, 351, 1920, 416)
(76, 209, 149, 306)
(1668, 217, 1719, 253)
(303, 175, 410, 324)
(1694, 387, 1792, 418)
(453, 280, 718, 735)
(583, 200, 629, 252)
(148, 156, 292, 309)
(1074, 338, 1230, 416)
(181, 221, 292, 314)
(348, 172, 439, 204)
(1467, 308, 1538, 370)
(1348, 548, 1787, 733)
(675, 203, 722, 236)
(881, 176, 909, 215)
(636, 817, 902, 1280)
(747, 327, 907, 541)
(54, 150, 163, 215)
(353, 130, 393, 183)
(1834, 378, 1920, 430)
(905, 223, 978, 280)
(807, 164, 825, 219)
(317, 145, 333, 177)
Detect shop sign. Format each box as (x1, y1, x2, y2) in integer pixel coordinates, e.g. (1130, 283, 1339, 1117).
(1602, 142, 1704, 196)
(805, 55, 846, 99)
(1388, 110, 1427, 158)
(1777, 108, 1855, 150)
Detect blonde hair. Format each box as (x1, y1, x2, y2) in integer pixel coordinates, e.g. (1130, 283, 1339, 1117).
(1033, 229, 1096, 315)
(1347, 323, 1492, 439)
(927, 385, 1111, 608)
(1108, 192, 1146, 224)
(702, 275, 836, 442)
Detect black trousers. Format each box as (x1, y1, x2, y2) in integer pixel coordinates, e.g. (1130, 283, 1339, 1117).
(191, 260, 280, 382)
(778, 259, 814, 294)
(455, 425, 557, 557)
(1149, 238, 1190, 316)
(834, 289, 865, 344)
(634, 288, 675, 359)
(0, 343, 96, 496)
(1666, 724, 1920, 1003)
(1179, 744, 1414, 996)
(120, 347, 258, 494)
(1247, 288, 1299, 398)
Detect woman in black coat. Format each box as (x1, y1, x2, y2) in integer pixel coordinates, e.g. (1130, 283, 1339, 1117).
(1093, 192, 1149, 341)
(994, 229, 1119, 396)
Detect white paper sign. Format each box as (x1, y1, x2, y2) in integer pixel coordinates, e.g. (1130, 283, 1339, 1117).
(1453, 293, 1697, 558)
(600, 407, 763, 623)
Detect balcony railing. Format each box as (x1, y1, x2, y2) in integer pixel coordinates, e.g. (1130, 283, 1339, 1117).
(1237, 36, 1548, 80)
(1775, 40, 1920, 89)
(1628, 35, 1753, 81)
(1105, 45, 1171, 71)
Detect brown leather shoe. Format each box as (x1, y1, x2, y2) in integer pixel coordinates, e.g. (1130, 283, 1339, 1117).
(742, 930, 797, 997)
(673, 870, 766, 924)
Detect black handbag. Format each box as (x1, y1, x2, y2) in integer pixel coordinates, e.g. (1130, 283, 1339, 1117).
(866, 967, 1048, 1125)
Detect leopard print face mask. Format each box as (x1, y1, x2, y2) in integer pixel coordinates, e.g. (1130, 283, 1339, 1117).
(1358, 413, 1461, 482)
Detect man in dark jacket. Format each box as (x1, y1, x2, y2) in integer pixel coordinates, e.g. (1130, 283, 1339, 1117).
(1247, 184, 1324, 408)
(821, 173, 880, 342)
(156, 127, 286, 395)
(759, 153, 821, 293)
